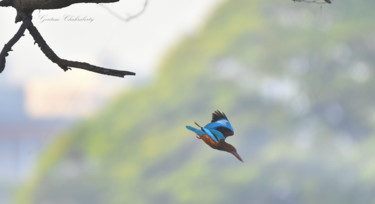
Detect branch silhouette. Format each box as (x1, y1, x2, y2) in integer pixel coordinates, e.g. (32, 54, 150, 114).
(0, 0, 12, 7)
(0, 20, 27, 73)
(0, 0, 136, 78)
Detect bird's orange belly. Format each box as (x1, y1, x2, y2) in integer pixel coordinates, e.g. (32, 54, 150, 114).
(200, 135, 220, 150)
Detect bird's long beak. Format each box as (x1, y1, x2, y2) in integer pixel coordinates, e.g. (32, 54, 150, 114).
(232, 151, 243, 162)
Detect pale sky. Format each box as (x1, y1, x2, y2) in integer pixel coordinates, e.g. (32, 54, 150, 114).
(0, 0, 223, 118)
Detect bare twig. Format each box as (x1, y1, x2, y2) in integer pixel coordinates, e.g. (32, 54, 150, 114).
(125, 0, 148, 22)
(100, 0, 149, 22)
(23, 17, 135, 77)
(0, 21, 27, 73)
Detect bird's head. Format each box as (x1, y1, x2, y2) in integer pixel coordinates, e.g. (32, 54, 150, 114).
(224, 143, 243, 162)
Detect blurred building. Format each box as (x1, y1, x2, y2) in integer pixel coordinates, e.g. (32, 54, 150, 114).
(0, 81, 28, 123)
(0, 77, 69, 203)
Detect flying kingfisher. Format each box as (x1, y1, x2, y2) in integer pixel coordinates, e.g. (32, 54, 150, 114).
(186, 110, 243, 162)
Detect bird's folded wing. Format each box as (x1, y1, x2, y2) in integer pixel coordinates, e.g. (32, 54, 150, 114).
(205, 119, 234, 137)
(186, 126, 205, 136)
(208, 128, 226, 141)
(202, 127, 219, 142)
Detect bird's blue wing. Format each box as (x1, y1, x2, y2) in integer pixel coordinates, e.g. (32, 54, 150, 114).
(188, 110, 234, 141)
(207, 128, 226, 141)
(186, 125, 221, 143)
(205, 119, 234, 137)
(186, 126, 205, 136)
(205, 119, 233, 131)
(202, 127, 219, 142)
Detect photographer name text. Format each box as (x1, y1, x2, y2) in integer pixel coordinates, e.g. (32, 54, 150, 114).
(38, 14, 94, 23)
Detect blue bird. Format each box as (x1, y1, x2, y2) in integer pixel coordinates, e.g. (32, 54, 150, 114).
(186, 110, 243, 162)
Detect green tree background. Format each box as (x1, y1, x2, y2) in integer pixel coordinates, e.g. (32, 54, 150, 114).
(17, 0, 375, 203)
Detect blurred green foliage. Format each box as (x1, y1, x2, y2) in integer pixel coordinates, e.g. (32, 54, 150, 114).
(17, 0, 375, 203)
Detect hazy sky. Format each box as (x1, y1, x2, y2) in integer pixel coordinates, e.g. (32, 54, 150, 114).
(0, 0, 223, 118)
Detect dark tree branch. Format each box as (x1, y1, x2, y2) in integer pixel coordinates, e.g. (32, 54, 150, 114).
(13, 0, 119, 11)
(23, 17, 135, 77)
(0, 0, 13, 7)
(1, 0, 137, 77)
(0, 20, 27, 73)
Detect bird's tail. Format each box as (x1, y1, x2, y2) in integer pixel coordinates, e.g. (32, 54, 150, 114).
(194, 122, 202, 128)
(186, 125, 205, 136)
